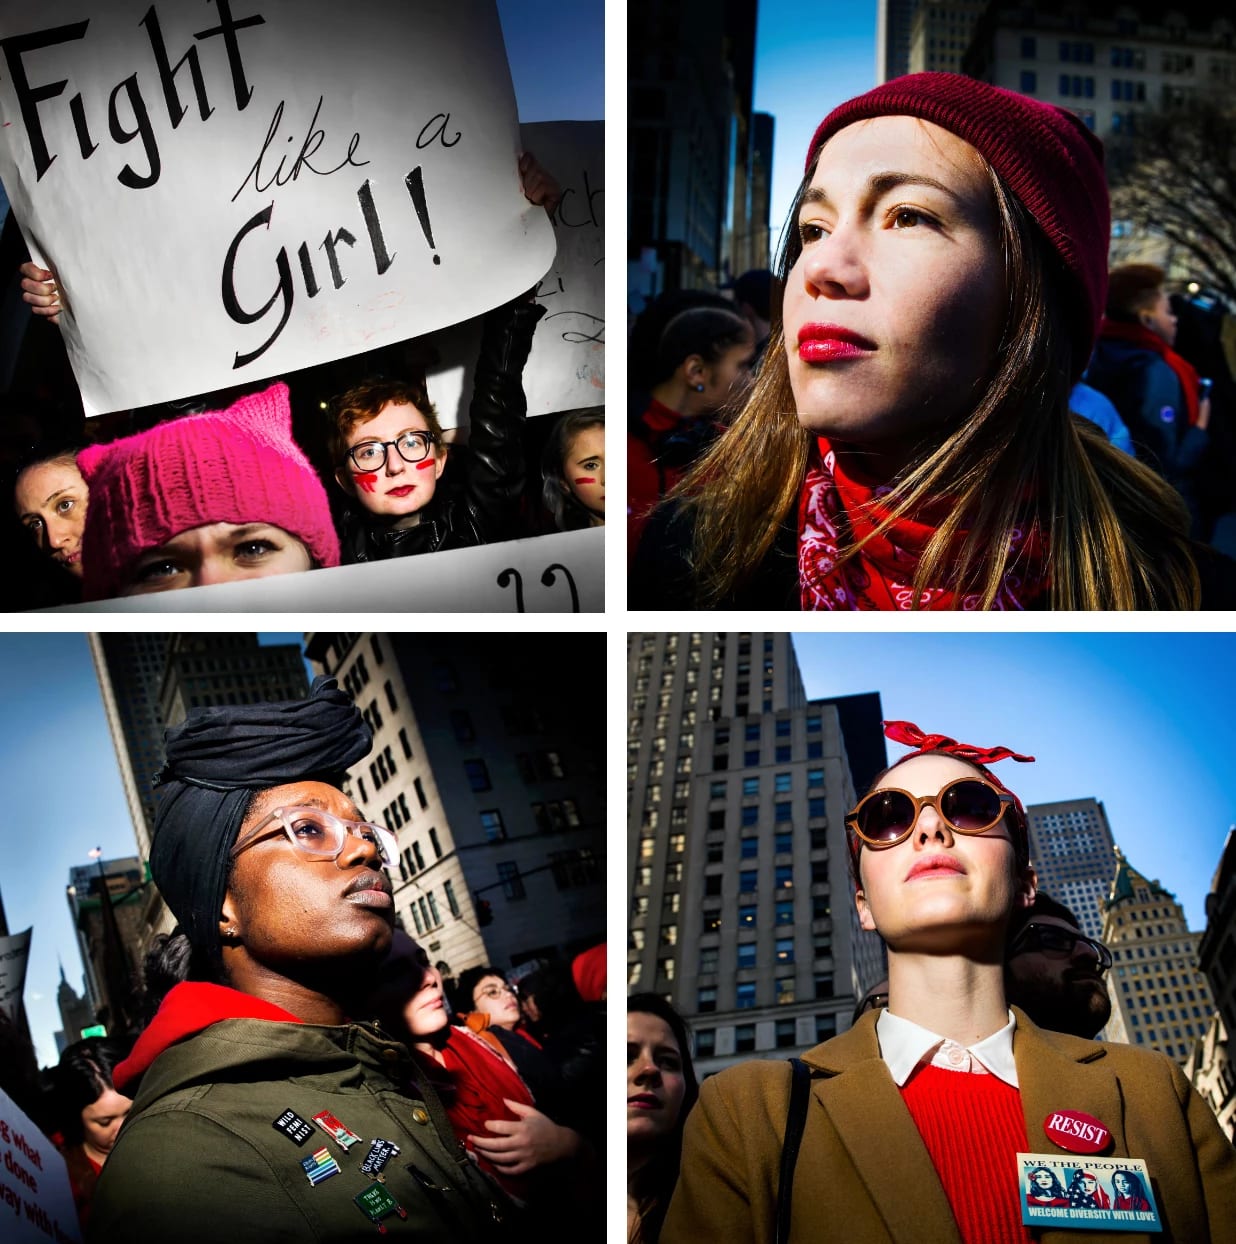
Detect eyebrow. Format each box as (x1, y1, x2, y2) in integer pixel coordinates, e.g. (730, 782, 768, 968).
(800, 171, 966, 213)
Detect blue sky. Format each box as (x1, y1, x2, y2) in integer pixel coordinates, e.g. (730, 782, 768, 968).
(498, 0, 604, 121)
(754, 1, 879, 262)
(794, 633, 1236, 933)
(0, 634, 303, 1068)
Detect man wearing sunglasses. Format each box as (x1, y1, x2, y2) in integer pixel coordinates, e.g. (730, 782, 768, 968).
(1005, 893, 1113, 1040)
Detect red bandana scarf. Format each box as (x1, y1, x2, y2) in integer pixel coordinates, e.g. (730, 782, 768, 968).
(1098, 318, 1200, 425)
(797, 438, 1049, 611)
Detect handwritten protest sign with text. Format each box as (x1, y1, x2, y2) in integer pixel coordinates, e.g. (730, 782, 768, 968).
(0, 0, 555, 413)
(0, 1088, 81, 1244)
(0, 929, 31, 1022)
(522, 121, 603, 415)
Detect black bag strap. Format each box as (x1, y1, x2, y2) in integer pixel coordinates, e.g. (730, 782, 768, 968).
(775, 1057, 812, 1244)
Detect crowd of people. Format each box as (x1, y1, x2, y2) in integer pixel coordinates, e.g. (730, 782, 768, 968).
(1, 678, 604, 1241)
(628, 72, 1236, 609)
(628, 719, 1236, 1243)
(3, 153, 604, 609)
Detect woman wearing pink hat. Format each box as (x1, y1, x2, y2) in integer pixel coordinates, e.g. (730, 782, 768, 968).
(632, 73, 1236, 610)
(78, 382, 339, 600)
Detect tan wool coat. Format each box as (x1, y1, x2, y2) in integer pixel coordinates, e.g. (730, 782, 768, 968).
(663, 1008, 1236, 1244)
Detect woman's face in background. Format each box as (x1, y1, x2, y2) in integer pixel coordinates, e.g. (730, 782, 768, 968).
(563, 424, 605, 520)
(783, 116, 1005, 470)
(627, 1011, 686, 1147)
(80, 1087, 132, 1158)
(15, 457, 88, 576)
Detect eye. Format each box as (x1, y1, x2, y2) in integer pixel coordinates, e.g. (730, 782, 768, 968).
(798, 220, 828, 245)
(658, 1054, 681, 1072)
(55, 496, 77, 515)
(132, 558, 183, 583)
(890, 207, 934, 229)
(289, 814, 330, 841)
(234, 539, 279, 562)
(352, 442, 383, 465)
(579, 458, 601, 470)
(23, 517, 44, 534)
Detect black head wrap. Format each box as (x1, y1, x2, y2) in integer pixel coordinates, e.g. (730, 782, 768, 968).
(150, 675, 372, 962)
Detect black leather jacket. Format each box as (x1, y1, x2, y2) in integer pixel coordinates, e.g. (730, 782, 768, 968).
(340, 299, 545, 562)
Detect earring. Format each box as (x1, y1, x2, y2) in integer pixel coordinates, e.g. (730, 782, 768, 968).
(693, 382, 705, 392)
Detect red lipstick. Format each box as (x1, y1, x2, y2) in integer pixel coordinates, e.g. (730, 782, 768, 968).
(387, 485, 415, 497)
(906, 855, 966, 882)
(797, 322, 876, 363)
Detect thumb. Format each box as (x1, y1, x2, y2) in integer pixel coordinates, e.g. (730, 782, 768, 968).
(503, 1098, 535, 1117)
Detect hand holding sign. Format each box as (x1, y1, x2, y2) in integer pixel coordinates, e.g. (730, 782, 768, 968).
(0, 0, 556, 413)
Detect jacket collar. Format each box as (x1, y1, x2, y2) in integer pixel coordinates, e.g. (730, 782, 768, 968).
(796, 1008, 1122, 1243)
(115, 982, 302, 1092)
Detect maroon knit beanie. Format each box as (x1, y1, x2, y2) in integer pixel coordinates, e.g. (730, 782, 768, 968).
(806, 73, 1110, 376)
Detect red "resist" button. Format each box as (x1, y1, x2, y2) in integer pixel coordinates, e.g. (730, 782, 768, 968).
(1043, 1109, 1111, 1154)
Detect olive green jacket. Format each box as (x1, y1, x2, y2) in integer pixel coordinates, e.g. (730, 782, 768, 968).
(663, 1008, 1236, 1244)
(90, 996, 506, 1242)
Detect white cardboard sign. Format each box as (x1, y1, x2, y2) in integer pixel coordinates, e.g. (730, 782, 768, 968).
(0, 0, 555, 413)
(0, 928, 31, 1023)
(522, 120, 604, 415)
(0, 1088, 82, 1244)
(42, 526, 603, 612)
(424, 121, 604, 426)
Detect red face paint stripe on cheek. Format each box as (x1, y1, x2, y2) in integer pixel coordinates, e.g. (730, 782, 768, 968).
(415, 459, 436, 470)
(355, 473, 378, 493)
(573, 477, 597, 485)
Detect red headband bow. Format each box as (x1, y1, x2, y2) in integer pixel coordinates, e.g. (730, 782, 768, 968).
(883, 720, 1035, 767)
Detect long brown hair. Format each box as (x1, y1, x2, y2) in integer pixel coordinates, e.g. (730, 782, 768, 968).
(671, 149, 1199, 609)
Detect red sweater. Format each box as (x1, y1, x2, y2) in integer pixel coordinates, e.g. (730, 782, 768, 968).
(900, 1065, 1033, 1244)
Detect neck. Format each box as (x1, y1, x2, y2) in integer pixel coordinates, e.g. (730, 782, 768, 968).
(221, 957, 368, 1026)
(627, 1144, 654, 1184)
(650, 379, 695, 419)
(886, 952, 1010, 1045)
(81, 1140, 110, 1167)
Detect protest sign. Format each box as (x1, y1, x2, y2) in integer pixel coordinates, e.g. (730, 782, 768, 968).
(0, 1087, 81, 1244)
(43, 526, 603, 612)
(0, 928, 31, 1022)
(0, 0, 555, 413)
(425, 121, 604, 426)
(522, 121, 604, 416)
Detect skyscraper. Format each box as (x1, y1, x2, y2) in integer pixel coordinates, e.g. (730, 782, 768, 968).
(1101, 848, 1215, 1065)
(304, 633, 604, 986)
(627, 633, 887, 1074)
(1025, 797, 1117, 940)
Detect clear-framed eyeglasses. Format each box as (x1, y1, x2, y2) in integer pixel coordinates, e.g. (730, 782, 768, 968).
(230, 805, 399, 869)
(347, 429, 437, 472)
(475, 982, 519, 1003)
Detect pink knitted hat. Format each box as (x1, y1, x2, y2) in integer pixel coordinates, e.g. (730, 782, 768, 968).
(78, 383, 340, 600)
(806, 73, 1111, 377)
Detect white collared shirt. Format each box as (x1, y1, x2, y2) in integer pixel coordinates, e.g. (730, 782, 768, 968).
(876, 1008, 1020, 1088)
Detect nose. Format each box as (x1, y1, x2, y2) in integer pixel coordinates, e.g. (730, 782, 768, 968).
(800, 221, 869, 299)
(914, 801, 954, 846)
(384, 447, 406, 476)
(193, 556, 233, 588)
(1071, 938, 1101, 967)
(45, 514, 74, 550)
(633, 1056, 662, 1085)
(336, 824, 380, 869)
